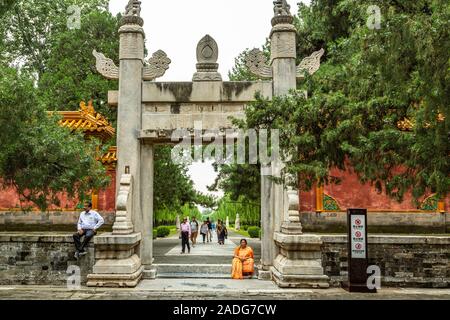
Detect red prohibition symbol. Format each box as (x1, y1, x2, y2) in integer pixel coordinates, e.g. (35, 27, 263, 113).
(355, 231, 362, 237)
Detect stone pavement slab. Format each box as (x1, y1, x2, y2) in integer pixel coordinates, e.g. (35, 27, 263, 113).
(165, 238, 237, 256)
(1, 281, 450, 300)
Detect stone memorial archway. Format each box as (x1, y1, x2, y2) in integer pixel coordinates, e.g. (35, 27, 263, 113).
(87, 0, 329, 289)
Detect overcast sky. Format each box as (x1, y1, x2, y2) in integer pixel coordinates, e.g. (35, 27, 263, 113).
(108, 0, 310, 198)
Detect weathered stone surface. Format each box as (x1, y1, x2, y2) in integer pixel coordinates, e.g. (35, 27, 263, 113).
(141, 81, 272, 103)
(93, 254, 141, 274)
(87, 266, 144, 288)
(0, 233, 94, 285)
(300, 211, 450, 234)
(321, 235, 450, 288)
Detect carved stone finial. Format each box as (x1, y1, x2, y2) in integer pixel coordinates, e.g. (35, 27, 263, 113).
(143, 50, 172, 81)
(121, 0, 143, 26)
(245, 49, 273, 79)
(272, 0, 294, 26)
(296, 48, 325, 79)
(93, 50, 119, 80)
(125, 0, 141, 17)
(193, 35, 222, 82)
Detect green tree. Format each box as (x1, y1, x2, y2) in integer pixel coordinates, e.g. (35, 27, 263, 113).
(240, 0, 449, 203)
(1, 0, 109, 78)
(38, 9, 120, 120)
(0, 64, 109, 211)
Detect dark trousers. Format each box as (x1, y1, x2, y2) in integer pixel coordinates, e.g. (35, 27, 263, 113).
(202, 233, 206, 243)
(181, 231, 190, 253)
(73, 229, 95, 252)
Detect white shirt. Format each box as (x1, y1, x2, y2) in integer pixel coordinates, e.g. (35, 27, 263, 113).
(77, 210, 104, 230)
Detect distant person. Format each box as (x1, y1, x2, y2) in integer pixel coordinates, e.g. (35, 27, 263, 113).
(190, 217, 199, 247)
(206, 217, 213, 242)
(180, 217, 191, 254)
(200, 221, 209, 244)
(216, 219, 222, 241)
(231, 239, 254, 279)
(217, 223, 228, 245)
(73, 201, 104, 260)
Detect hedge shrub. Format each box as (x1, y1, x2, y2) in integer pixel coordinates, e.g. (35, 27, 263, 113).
(153, 229, 157, 239)
(242, 225, 249, 231)
(157, 226, 171, 238)
(248, 226, 260, 239)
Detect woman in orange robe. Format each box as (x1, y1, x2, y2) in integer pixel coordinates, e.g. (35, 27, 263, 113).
(231, 239, 254, 279)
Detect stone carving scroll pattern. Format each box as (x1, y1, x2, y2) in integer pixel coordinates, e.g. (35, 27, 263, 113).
(245, 49, 273, 79)
(297, 48, 325, 79)
(143, 50, 172, 81)
(93, 50, 119, 80)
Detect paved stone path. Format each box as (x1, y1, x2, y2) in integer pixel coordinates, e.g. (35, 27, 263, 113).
(154, 230, 261, 264)
(1, 281, 449, 300)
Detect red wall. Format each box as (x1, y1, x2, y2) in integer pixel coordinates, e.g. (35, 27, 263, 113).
(0, 170, 116, 212)
(300, 168, 449, 212)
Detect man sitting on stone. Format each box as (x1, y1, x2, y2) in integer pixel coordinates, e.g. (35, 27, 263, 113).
(73, 201, 104, 260)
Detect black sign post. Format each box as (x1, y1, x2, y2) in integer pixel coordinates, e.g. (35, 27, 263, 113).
(343, 208, 377, 293)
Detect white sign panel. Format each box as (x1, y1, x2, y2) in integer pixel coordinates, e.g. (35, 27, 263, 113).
(350, 214, 366, 259)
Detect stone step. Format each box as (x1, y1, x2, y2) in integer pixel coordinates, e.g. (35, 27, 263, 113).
(155, 264, 259, 279)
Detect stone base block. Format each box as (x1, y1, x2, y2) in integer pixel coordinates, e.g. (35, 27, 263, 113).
(271, 267, 329, 289)
(143, 266, 157, 280)
(273, 232, 330, 289)
(273, 254, 324, 275)
(93, 254, 141, 274)
(88, 232, 143, 288)
(87, 266, 144, 288)
(258, 269, 272, 281)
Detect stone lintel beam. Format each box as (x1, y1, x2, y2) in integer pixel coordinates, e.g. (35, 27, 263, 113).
(142, 81, 273, 103)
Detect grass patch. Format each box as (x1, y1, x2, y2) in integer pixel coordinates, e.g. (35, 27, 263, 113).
(230, 228, 250, 238)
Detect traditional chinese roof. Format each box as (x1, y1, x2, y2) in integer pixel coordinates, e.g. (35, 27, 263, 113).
(56, 101, 115, 142)
(98, 146, 117, 169)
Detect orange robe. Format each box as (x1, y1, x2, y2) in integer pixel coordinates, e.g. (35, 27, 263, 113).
(231, 246, 255, 279)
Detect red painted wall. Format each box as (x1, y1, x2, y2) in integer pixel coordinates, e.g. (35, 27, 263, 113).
(300, 167, 449, 212)
(0, 170, 116, 212)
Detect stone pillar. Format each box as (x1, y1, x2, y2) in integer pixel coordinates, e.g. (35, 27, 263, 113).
(269, 5, 329, 288)
(87, 14, 145, 288)
(140, 142, 156, 279)
(259, 165, 276, 280)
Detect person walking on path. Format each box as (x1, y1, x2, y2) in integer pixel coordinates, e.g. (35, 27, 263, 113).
(217, 222, 228, 245)
(180, 217, 191, 254)
(73, 201, 104, 260)
(216, 219, 222, 242)
(206, 217, 213, 242)
(190, 217, 199, 247)
(200, 220, 209, 244)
